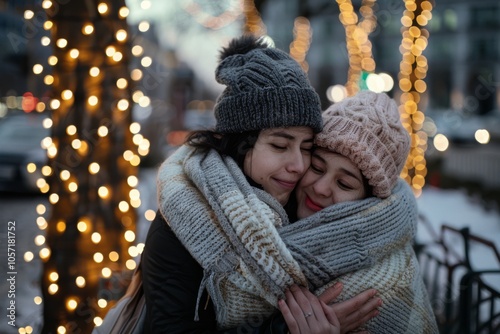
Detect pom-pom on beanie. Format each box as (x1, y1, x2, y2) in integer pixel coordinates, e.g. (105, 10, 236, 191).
(315, 91, 410, 198)
(214, 35, 323, 133)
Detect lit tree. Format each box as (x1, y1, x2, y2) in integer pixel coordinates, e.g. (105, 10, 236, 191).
(335, 0, 433, 195)
(41, 1, 139, 332)
(337, 0, 377, 96)
(397, 0, 433, 196)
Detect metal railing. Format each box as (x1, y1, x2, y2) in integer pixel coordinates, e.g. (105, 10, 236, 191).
(415, 214, 500, 333)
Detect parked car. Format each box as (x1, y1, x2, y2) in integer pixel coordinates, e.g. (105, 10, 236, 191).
(0, 111, 50, 193)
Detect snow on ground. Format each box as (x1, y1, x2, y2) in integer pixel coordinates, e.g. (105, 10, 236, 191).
(416, 185, 500, 271)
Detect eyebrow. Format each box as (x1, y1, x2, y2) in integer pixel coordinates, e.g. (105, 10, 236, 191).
(312, 152, 363, 182)
(268, 131, 313, 143)
(312, 152, 326, 163)
(340, 167, 363, 182)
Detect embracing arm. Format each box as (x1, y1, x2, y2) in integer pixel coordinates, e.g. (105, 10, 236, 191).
(141, 213, 216, 333)
(142, 213, 289, 334)
(142, 212, 381, 334)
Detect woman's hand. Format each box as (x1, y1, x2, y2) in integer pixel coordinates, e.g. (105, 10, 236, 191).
(279, 285, 340, 334)
(319, 282, 381, 333)
(278, 284, 380, 334)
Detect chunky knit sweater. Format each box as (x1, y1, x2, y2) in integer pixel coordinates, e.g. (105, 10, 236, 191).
(157, 145, 438, 333)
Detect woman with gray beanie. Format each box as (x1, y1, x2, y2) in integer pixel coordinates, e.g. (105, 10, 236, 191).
(142, 36, 386, 333)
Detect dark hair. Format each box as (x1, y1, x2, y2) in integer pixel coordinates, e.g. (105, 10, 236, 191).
(363, 177, 374, 199)
(186, 129, 260, 170)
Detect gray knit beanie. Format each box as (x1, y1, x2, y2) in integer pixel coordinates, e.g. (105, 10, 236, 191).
(315, 91, 410, 198)
(214, 35, 323, 133)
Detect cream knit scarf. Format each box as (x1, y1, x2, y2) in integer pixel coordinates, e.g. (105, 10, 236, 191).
(157, 145, 436, 332)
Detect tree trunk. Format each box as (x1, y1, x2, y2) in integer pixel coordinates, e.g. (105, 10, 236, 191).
(42, 1, 137, 333)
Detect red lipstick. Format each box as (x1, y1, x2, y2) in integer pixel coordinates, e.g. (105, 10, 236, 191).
(305, 196, 323, 212)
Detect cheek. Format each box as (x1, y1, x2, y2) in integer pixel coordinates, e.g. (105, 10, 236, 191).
(297, 171, 315, 197)
(299, 170, 317, 188)
(244, 149, 273, 185)
(302, 154, 312, 171)
(337, 189, 365, 203)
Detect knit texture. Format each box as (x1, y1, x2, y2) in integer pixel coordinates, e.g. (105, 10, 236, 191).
(315, 244, 438, 334)
(214, 35, 323, 133)
(315, 91, 410, 198)
(157, 146, 437, 332)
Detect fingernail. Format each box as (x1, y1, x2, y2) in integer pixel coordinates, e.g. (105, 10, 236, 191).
(290, 285, 298, 291)
(377, 298, 383, 306)
(373, 310, 380, 317)
(371, 289, 378, 297)
(333, 282, 342, 289)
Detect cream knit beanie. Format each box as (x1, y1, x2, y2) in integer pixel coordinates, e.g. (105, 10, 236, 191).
(315, 91, 410, 198)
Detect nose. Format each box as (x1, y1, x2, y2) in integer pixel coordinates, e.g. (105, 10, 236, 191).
(285, 148, 307, 174)
(312, 176, 333, 201)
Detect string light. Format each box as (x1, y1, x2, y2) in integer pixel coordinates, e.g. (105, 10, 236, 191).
(66, 298, 78, 311)
(42, 1, 52, 9)
(27, 163, 37, 173)
(75, 276, 86, 287)
(41, 36, 51, 46)
(130, 69, 143, 81)
(289, 17, 312, 72)
(44, 75, 54, 85)
(56, 221, 66, 233)
(138, 21, 150, 32)
(97, 2, 108, 14)
(337, 0, 377, 96)
(24, 252, 34, 262)
(43, 20, 53, 30)
(243, 0, 266, 36)
(93, 317, 103, 327)
(145, 209, 156, 221)
(109, 251, 119, 262)
(140, 56, 152, 67)
(182, 0, 243, 30)
(69, 49, 79, 59)
(82, 23, 94, 35)
(112, 52, 123, 62)
(48, 55, 58, 65)
(131, 46, 143, 58)
(140, 0, 151, 10)
(56, 38, 68, 48)
(118, 6, 129, 18)
(89, 67, 100, 77)
(116, 78, 128, 89)
(37, 217, 48, 229)
(97, 299, 107, 308)
(398, 0, 433, 196)
(33, 64, 44, 74)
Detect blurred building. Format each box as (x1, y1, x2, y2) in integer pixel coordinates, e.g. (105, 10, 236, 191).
(262, 0, 499, 118)
(0, 2, 29, 96)
(0, 0, 51, 98)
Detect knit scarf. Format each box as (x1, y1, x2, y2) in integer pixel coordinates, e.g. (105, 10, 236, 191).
(157, 146, 436, 332)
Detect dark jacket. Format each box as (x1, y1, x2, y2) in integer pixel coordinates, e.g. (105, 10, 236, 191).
(141, 211, 287, 333)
